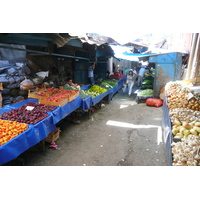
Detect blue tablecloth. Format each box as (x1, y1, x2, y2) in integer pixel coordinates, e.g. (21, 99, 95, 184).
(162, 95, 172, 166)
(81, 96, 93, 111)
(5, 98, 39, 109)
(81, 85, 111, 106)
(50, 95, 82, 124)
(0, 79, 125, 165)
(0, 96, 81, 165)
(0, 115, 57, 165)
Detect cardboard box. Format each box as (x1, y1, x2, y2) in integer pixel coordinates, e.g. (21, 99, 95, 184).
(45, 128, 61, 143)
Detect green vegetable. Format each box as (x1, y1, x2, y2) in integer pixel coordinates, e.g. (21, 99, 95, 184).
(79, 90, 89, 99)
(63, 86, 78, 91)
(88, 85, 107, 94)
(142, 80, 153, 84)
(83, 90, 99, 98)
(138, 89, 153, 96)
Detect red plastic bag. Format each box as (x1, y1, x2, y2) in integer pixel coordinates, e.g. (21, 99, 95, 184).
(146, 98, 163, 107)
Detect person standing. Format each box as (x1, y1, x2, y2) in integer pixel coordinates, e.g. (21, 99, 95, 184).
(137, 65, 146, 87)
(88, 63, 95, 84)
(126, 70, 137, 97)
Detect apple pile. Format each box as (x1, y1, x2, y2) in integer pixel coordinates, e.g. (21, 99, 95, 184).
(0, 119, 28, 146)
(20, 102, 57, 112)
(0, 107, 49, 125)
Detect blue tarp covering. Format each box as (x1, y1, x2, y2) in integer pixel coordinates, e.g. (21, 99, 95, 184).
(81, 96, 93, 111)
(110, 45, 158, 61)
(0, 115, 57, 165)
(162, 95, 172, 166)
(51, 95, 82, 124)
(0, 78, 124, 165)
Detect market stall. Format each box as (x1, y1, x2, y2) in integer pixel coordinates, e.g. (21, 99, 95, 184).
(0, 78, 124, 165)
(163, 81, 200, 166)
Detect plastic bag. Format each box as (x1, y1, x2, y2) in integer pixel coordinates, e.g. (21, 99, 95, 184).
(36, 71, 49, 78)
(146, 98, 163, 107)
(20, 78, 33, 90)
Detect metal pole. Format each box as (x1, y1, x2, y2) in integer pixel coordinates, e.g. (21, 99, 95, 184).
(186, 33, 199, 80)
(0, 45, 90, 61)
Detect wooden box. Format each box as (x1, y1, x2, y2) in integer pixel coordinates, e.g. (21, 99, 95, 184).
(39, 97, 69, 107)
(0, 83, 3, 90)
(68, 91, 79, 102)
(45, 128, 61, 143)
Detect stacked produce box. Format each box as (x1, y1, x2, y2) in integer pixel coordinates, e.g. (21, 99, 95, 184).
(165, 81, 200, 166)
(137, 76, 154, 101)
(28, 87, 79, 106)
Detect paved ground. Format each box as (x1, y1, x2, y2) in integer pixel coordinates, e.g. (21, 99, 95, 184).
(4, 86, 168, 166)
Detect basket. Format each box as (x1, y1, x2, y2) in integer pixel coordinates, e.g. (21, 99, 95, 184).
(45, 128, 61, 143)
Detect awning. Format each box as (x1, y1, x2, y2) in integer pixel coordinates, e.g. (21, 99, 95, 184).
(110, 45, 158, 61)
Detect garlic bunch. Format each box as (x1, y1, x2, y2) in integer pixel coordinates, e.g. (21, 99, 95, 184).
(169, 108, 200, 123)
(171, 135, 200, 166)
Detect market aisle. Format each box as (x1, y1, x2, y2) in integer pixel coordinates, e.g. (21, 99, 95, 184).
(5, 87, 168, 166)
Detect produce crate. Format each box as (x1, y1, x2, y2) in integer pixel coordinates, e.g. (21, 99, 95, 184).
(39, 97, 69, 107)
(28, 90, 49, 99)
(68, 91, 79, 102)
(0, 83, 3, 90)
(45, 128, 61, 143)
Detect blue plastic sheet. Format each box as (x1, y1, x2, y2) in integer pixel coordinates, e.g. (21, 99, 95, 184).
(0, 79, 126, 165)
(118, 76, 126, 91)
(109, 85, 118, 100)
(81, 96, 92, 111)
(91, 89, 111, 105)
(80, 84, 91, 90)
(162, 95, 172, 166)
(6, 98, 39, 109)
(81, 84, 111, 105)
(50, 95, 82, 124)
(0, 115, 56, 165)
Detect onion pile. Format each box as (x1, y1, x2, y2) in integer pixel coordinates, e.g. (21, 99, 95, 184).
(172, 121, 200, 138)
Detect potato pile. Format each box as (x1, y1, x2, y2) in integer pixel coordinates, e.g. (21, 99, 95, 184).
(166, 81, 200, 111)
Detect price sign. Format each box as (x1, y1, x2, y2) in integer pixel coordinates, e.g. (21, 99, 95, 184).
(26, 106, 35, 111)
(187, 92, 194, 100)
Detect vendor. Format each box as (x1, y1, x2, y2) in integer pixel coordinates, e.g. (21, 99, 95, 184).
(137, 65, 146, 87)
(65, 77, 80, 90)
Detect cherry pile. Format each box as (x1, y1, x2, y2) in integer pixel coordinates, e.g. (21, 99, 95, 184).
(20, 102, 57, 112)
(0, 102, 57, 125)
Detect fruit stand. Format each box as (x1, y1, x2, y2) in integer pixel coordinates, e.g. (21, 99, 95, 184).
(162, 81, 200, 166)
(0, 77, 125, 165)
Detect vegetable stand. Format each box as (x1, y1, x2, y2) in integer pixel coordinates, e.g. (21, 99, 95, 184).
(163, 81, 200, 166)
(135, 89, 154, 104)
(0, 78, 124, 165)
